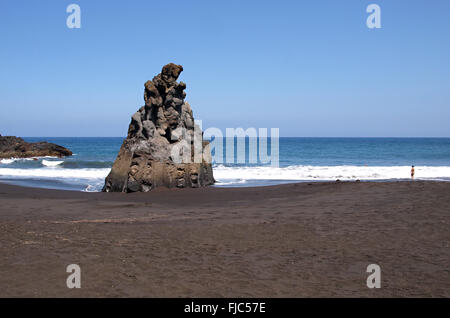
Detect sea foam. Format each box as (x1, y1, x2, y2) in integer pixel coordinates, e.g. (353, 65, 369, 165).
(42, 160, 64, 167)
(213, 165, 450, 182)
(0, 168, 110, 180)
(0, 159, 15, 164)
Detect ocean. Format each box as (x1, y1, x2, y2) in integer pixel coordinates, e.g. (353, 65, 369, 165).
(1, 137, 450, 191)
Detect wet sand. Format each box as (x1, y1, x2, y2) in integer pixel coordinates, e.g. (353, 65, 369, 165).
(0, 181, 449, 297)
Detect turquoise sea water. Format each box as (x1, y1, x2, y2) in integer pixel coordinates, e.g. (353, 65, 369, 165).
(0, 137, 449, 191)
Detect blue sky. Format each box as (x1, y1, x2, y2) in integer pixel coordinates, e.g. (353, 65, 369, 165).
(0, 0, 449, 137)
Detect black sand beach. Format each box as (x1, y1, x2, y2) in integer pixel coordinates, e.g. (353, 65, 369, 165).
(0, 181, 448, 297)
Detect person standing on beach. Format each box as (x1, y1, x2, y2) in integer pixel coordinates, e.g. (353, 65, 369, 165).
(411, 165, 415, 180)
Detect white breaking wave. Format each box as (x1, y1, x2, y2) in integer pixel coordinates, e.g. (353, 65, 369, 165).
(0, 156, 59, 165)
(0, 159, 15, 164)
(42, 160, 64, 167)
(1, 165, 449, 192)
(1, 157, 36, 164)
(0, 168, 111, 180)
(215, 179, 248, 186)
(213, 165, 450, 181)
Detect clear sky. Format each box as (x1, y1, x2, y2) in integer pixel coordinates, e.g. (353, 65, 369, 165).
(0, 0, 449, 137)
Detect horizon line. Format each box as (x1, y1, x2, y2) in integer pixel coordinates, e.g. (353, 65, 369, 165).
(15, 136, 450, 139)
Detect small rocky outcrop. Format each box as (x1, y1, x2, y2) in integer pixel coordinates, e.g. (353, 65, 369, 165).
(0, 136, 72, 159)
(103, 63, 214, 193)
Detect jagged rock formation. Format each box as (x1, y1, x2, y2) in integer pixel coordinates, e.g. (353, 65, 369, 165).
(0, 136, 72, 159)
(103, 63, 214, 193)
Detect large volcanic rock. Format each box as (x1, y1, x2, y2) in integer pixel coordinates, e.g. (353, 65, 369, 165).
(0, 136, 72, 159)
(103, 63, 214, 193)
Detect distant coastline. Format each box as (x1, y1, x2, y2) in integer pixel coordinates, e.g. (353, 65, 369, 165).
(0, 135, 72, 159)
